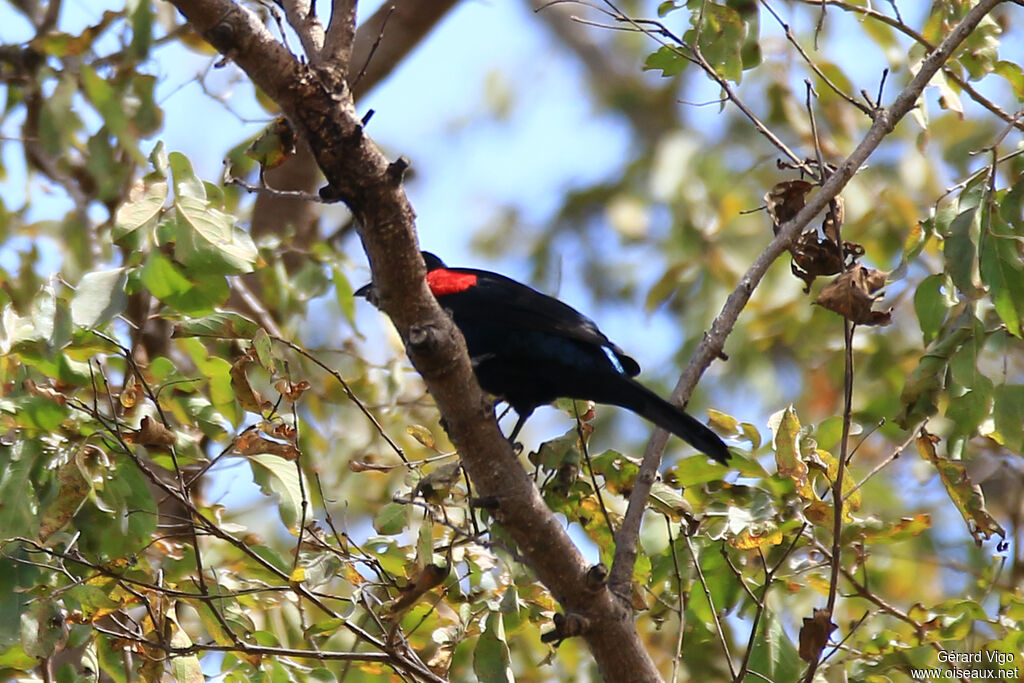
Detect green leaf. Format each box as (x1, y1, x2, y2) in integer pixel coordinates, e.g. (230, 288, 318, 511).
(65, 583, 123, 621)
(21, 599, 65, 659)
(248, 454, 305, 532)
(815, 61, 855, 105)
(993, 384, 1024, 452)
(994, 60, 1024, 100)
(130, 74, 162, 136)
(746, 611, 803, 681)
(28, 10, 118, 58)
(649, 480, 691, 520)
(644, 45, 688, 77)
(80, 65, 143, 163)
(373, 502, 410, 536)
(979, 208, 1024, 337)
(958, 172, 988, 213)
(74, 456, 157, 562)
(251, 327, 274, 370)
(0, 554, 38, 659)
(727, 0, 760, 70)
(168, 610, 203, 683)
(9, 395, 68, 431)
(473, 612, 513, 683)
(37, 75, 80, 157)
(182, 338, 238, 425)
(141, 253, 227, 316)
(168, 151, 206, 200)
(0, 440, 41, 538)
(861, 11, 899, 50)
(173, 196, 257, 275)
(171, 312, 260, 340)
(149, 141, 170, 177)
(914, 273, 952, 343)
(113, 175, 168, 243)
(686, 1, 745, 83)
(945, 380, 992, 440)
(129, 0, 154, 61)
(332, 267, 358, 330)
(944, 208, 982, 298)
(658, 1, 681, 16)
(896, 315, 973, 428)
(957, 15, 1000, 80)
(70, 268, 128, 329)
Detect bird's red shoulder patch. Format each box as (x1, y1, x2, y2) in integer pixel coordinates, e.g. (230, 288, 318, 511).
(426, 269, 477, 295)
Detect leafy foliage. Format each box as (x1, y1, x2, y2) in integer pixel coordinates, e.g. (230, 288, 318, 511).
(2, 0, 1023, 681)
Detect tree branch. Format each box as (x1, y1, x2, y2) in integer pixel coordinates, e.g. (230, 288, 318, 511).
(608, 0, 1010, 596)
(279, 0, 325, 61)
(349, 0, 460, 100)
(249, 0, 461, 266)
(323, 0, 357, 70)
(167, 0, 664, 678)
(794, 0, 1024, 132)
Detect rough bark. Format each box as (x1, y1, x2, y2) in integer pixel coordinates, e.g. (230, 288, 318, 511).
(251, 0, 462, 268)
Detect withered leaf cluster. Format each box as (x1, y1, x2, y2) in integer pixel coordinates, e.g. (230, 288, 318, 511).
(765, 179, 890, 326)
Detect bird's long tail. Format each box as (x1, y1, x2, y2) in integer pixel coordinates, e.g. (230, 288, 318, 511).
(598, 378, 730, 464)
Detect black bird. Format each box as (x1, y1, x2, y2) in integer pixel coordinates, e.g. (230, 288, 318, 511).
(356, 252, 729, 464)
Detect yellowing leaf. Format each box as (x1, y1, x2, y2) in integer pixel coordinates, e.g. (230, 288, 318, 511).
(915, 431, 1004, 543)
(729, 522, 783, 550)
(770, 406, 812, 499)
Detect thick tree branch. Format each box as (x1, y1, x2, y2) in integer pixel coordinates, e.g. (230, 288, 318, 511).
(279, 0, 325, 61)
(168, 1, 663, 679)
(250, 0, 461, 262)
(323, 0, 357, 70)
(349, 0, 460, 100)
(608, 0, 1010, 596)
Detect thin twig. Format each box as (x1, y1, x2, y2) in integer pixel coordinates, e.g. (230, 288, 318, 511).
(575, 406, 615, 538)
(761, 0, 873, 117)
(272, 335, 408, 462)
(224, 164, 326, 202)
(793, 0, 1024, 132)
(663, 517, 688, 682)
(844, 422, 922, 500)
(683, 533, 736, 679)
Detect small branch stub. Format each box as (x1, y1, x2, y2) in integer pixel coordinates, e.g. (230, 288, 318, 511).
(406, 322, 443, 353)
(387, 156, 411, 184)
(541, 611, 590, 645)
(585, 564, 608, 592)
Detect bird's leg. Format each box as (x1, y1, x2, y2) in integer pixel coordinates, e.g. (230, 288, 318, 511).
(507, 410, 531, 454)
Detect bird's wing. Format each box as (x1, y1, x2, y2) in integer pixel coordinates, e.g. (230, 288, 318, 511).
(437, 268, 641, 377)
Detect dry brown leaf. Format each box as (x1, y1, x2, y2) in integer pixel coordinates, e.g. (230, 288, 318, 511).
(233, 429, 300, 460)
(274, 379, 310, 402)
(124, 415, 175, 447)
(798, 608, 837, 662)
(389, 563, 449, 614)
(230, 352, 271, 413)
(815, 264, 892, 325)
(765, 179, 814, 232)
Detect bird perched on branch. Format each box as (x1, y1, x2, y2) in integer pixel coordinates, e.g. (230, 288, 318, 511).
(356, 252, 729, 464)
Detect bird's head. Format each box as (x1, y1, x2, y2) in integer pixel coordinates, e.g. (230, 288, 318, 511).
(354, 252, 447, 306)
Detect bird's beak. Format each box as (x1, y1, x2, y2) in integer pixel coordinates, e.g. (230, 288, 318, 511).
(354, 282, 378, 307)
